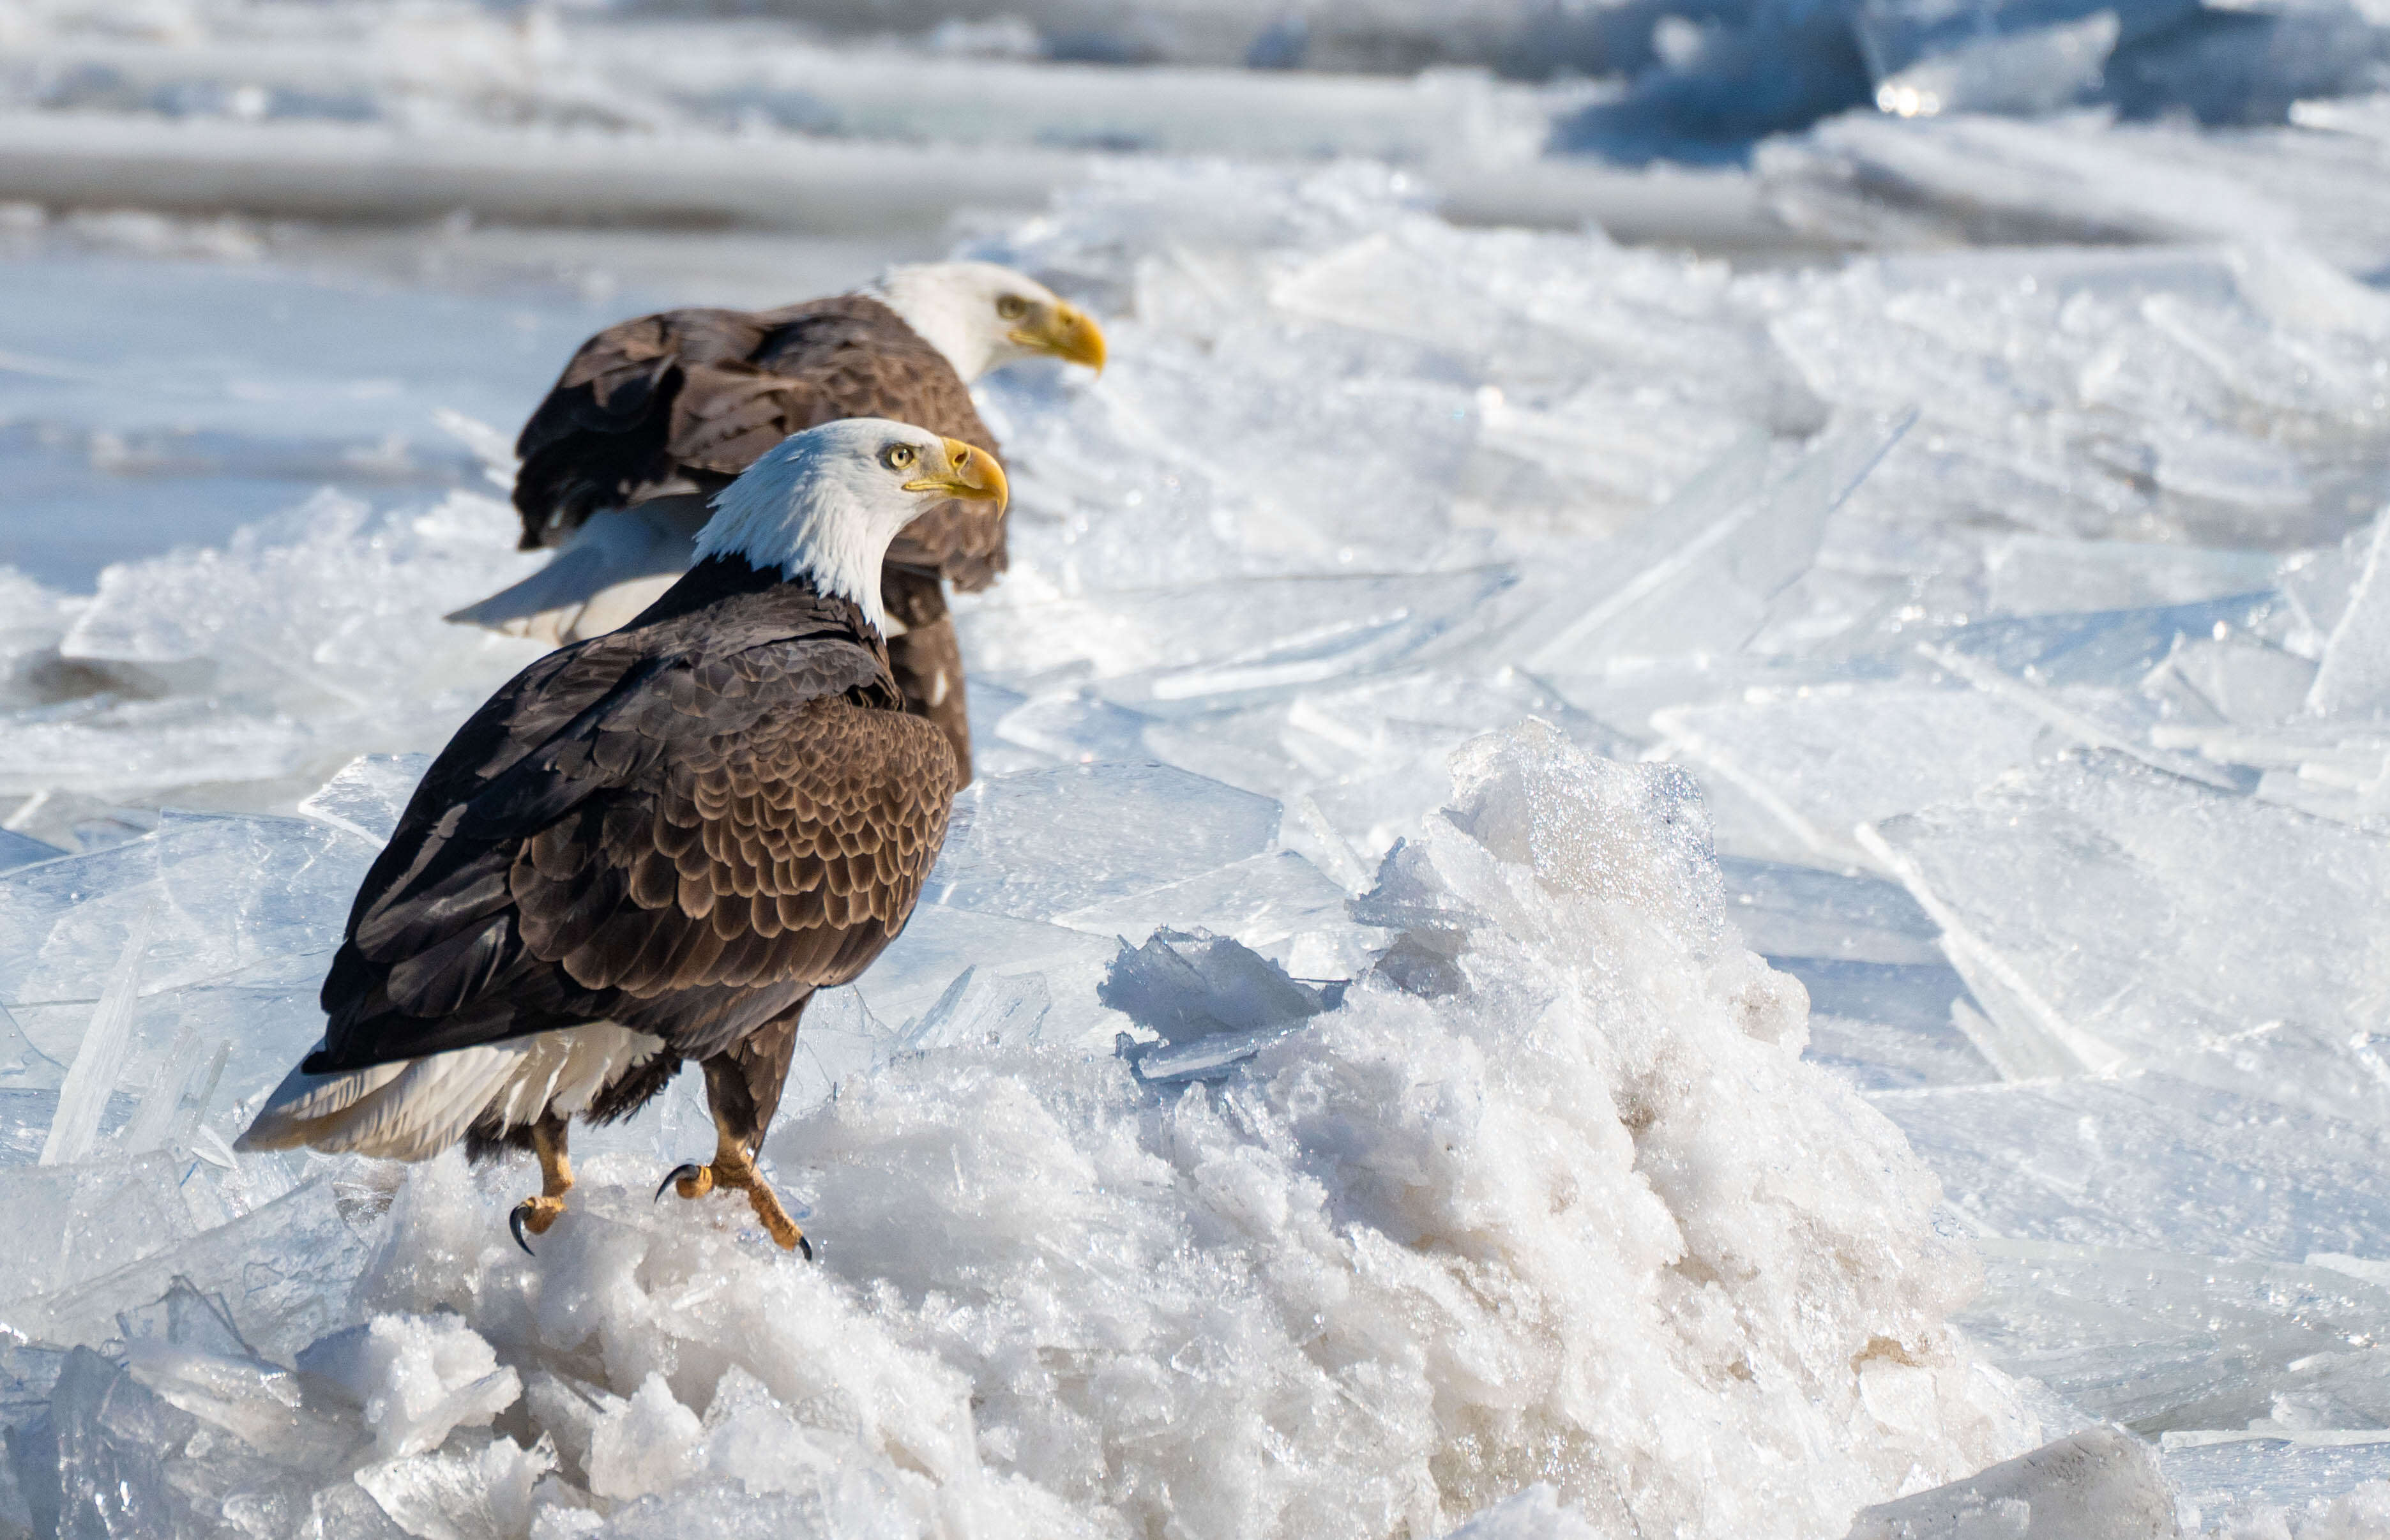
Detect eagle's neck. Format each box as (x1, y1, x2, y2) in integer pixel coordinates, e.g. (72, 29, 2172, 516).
(630, 554, 878, 642)
(692, 453, 898, 633)
(866, 275, 992, 382)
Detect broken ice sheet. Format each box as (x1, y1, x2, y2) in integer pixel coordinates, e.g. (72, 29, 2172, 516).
(1983, 535, 2284, 619)
(1960, 1241, 2390, 1436)
(962, 568, 1517, 709)
(843, 903, 1124, 1059)
(1720, 856, 1944, 966)
(889, 966, 1052, 1057)
(924, 760, 1280, 922)
(1513, 414, 1910, 676)
(123, 1314, 366, 1472)
(5, 1179, 367, 1362)
(0, 1002, 63, 1091)
(1940, 593, 2301, 693)
(354, 1435, 552, 1540)
(1863, 13, 2119, 119)
(1804, 1008, 1997, 1092)
(0, 811, 374, 1016)
(0, 829, 63, 877)
(2310, 509, 2390, 720)
(1877, 1075, 2390, 1262)
(17, 1346, 200, 1540)
(1056, 850, 1361, 960)
(2150, 635, 2319, 729)
(1, 488, 545, 808)
(13, 1312, 376, 1540)
(1864, 750, 2390, 1120)
(1754, 238, 2390, 562)
(989, 687, 1154, 765)
(38, 900, 151, 1168)
(1267, 213, 1812, 432)
(1785, 960, 1994, 1092)
(1100, 928, 1337, 1082)
(2167, 1441, 2390, 1520)
(0, 1155, 200, 1310)
(0, 791, 156, 858)
(296, 752, 431, 845)
(1655, 684, 2052, 868)
(1722, 818, 1992, 1096)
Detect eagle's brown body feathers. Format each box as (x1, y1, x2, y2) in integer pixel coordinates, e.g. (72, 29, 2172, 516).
(310, 557, 956, 1158)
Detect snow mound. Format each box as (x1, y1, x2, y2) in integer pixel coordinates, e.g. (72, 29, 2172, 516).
(322, 721, 2031, 1538)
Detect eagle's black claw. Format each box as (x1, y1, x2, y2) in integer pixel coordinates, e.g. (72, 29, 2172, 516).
(509, 1202, 538, 1257)
(796, 1232, 814, 1262)
(656, 1163, 703, 1202)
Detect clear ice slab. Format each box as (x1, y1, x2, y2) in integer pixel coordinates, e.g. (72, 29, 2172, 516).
(924, 761, 1280, 923)
(1875, 1075, 2390, 1262)
(296, 753, 432, 846)
(1960, 1242, 2390, 1436)
(1842, 1426, 2175, 1540)
(2310, 511, 2390, 720)
(1863, 750, 2390, 1112)
(1100, 927, 1338, 1082)
(1656, 684, 2052, 869)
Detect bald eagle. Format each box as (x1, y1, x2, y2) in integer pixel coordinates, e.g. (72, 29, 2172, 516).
(448, 261, 1104, 786)
(242, 419, 1006, 1257)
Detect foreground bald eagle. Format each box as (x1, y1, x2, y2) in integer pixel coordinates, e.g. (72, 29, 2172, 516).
(448, 261, 1103, 785)
(242, 419, 1004, 1256)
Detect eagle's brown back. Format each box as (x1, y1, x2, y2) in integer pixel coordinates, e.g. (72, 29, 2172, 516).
(513, 295, 1008, 593)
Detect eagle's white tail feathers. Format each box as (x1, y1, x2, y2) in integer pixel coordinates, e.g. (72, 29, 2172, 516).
(238, 1023, 666, 1162)
(444, 497, 708, 645)
(483, 1023, 665, 1129)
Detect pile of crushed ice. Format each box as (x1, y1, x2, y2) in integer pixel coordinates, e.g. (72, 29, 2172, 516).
(9, 112, 2390, 1536)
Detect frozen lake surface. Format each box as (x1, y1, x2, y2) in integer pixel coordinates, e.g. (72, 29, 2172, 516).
(7, 2, 2390, 1535)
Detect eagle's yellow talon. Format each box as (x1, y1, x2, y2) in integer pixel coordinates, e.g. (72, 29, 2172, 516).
(513, 1119, 575, 1257)
(742, 1185, 812, 1258)
(656, 1141, 812, 1258)
(654, 1161, 709, 1200)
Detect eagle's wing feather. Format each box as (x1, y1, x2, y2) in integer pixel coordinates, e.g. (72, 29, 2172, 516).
(314, 600, 955, 1072)
(525, 694, 948, 1000)
(667, 361, 845, 478)
(511, 308, 767, 546)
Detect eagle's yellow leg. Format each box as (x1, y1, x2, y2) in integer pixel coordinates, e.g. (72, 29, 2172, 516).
(509, 1116, 573, 1256)
(656, 1111, 811, 1258)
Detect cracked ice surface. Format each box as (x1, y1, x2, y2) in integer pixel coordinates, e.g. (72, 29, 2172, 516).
(8, 103, 2390, 1538)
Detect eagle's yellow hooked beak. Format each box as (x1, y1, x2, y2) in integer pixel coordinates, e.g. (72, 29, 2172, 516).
(905, 438, 1009, 513)
(1010, 301, 1107, 375)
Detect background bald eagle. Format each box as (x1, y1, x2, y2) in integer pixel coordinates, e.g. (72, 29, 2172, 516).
(448, 260, 1104, 786)
(241, 418, 1006, 1257)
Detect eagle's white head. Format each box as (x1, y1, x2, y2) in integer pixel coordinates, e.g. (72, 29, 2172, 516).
(868, 260, 1107, 382)
(694, 418, 1007, 635)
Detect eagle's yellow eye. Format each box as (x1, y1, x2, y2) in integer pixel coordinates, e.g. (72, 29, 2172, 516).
(881, 444, 917, 470)
(996, 294, 1028, 320)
